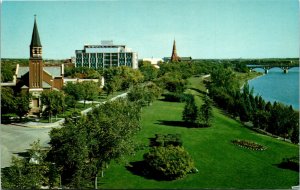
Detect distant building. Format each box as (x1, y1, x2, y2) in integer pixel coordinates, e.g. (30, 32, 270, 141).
(163, 39, 192, 63)
(142, 58, 163, 65)
(75, 42, 138, 69)
(170, 39, 180, 62)
(163, 56, 192, 63)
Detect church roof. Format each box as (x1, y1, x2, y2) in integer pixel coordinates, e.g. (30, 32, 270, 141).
(42, 81, 51, 88)
(43, 67, 62, 78)
(30, 16, 42, 47)
(17, 67, 29, 78)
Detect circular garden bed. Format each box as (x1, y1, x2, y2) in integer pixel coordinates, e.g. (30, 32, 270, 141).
(231, 139, 267, 151)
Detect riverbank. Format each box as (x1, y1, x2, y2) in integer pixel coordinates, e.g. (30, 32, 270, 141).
(237, 71, 263, 89)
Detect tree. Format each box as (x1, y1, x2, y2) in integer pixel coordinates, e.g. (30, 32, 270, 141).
(41, 90, 65, 122)
(103, 68, 122, 96)
(143, 82, 162, 105)
(139, 61, 158, 81)
(80, 81, 99, 107)
(198, 95, 213, 127)
(118, 66, 144, 90)
(143, 145, 194, 180)
(14, 93, 31, 121)
(182, 95, 198, 125)
(291, 123, 299, 144)
(47, 119, 90, 188)
(127, 82, 162, 107)
(1, 87, 16, 115)
(47, 99, 141, 188)
(156, 72, 187, 94)
(1, 63, 14, 82)
(210, 67, 238, 91)
(63, 82, 84, 102)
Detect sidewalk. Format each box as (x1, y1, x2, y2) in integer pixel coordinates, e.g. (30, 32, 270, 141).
(11, 119, 65, 128)
(10, 92, 128, 128)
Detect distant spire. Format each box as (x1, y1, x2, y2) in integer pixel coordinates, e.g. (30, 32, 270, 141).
(171, 39, 180, 62)
(30, 15, 42, 47)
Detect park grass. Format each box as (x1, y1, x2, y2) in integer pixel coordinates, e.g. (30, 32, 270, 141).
(99, 76, 298, 189)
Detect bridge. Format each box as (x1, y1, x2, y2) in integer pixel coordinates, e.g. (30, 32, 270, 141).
(247, 61, 299, 74)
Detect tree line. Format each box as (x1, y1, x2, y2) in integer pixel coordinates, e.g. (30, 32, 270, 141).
(207, 66, 299, 144)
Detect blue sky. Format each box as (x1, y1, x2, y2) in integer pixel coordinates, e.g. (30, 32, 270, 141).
(1, 0, 299, 59)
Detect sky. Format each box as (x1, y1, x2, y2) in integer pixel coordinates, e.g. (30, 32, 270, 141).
(1, 0, 299, 59)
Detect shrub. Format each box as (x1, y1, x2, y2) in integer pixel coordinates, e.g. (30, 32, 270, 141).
(150, 134, 182, 147)
(143, 146, 194, 180)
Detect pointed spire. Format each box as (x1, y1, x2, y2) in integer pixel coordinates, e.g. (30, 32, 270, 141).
(30, 15, 42, 47)
(171, 39, 180, 62)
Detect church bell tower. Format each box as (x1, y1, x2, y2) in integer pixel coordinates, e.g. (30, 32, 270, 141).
(29, 15, 43, 89)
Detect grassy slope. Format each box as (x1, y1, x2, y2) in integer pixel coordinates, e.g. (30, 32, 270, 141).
(100, 76, 298, 189)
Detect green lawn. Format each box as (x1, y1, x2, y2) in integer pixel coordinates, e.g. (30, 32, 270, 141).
(99, 76, 298, 189)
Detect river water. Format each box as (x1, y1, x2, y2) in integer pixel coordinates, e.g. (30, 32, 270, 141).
(248, 67, 299, 110)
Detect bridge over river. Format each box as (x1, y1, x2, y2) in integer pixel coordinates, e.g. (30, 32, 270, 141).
(247, 62, 299, 74)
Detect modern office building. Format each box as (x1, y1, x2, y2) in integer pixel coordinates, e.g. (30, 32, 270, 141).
(75, 41, 138, 69)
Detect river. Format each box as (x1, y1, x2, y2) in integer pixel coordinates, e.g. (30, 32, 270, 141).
(248, 67, 299, 110)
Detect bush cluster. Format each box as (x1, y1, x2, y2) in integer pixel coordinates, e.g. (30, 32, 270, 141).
(143, 145, 194, 180)
(231, 139, 267, 151)
(143, 134, 195, 180)
(149, 134, 182, 147)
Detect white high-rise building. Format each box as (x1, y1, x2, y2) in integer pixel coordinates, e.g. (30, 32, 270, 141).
(75, 41, 138, 69)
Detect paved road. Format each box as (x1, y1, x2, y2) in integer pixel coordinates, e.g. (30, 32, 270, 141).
(1, 92, 128, 168)
(1, 124, 54, 168)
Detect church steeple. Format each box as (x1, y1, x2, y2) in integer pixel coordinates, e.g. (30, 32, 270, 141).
(171, 39, 180, 62)
(30, 15, 42, 58)
(29, 15, 43, 89)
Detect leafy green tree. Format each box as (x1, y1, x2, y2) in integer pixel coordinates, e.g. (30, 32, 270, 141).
(64, 67, 101, 79)
(47, 119, 90, 188)
(234, 61, 249, 73)
(139, 61, 158, 81)
(252, 110, 270, 130)
(1, 63, 14, 82)
(156, 72, 187, 93)
(63, 82, 84, 102)
(210, 67, 238, 91)
(80, 81, 99, 107)
(103, 68, 122, 96)
(182, 96, 198, 124)
(118, 66, 144, 90)
(128, 82, 162, 107)
(41, 90, 65, 122)
(291, 122, 299, 144)
(198, 95, 213, 127)
(143, 145, 194, 180)
(14, 93, 31, 120)
(47, 99, 141, 188)
(127, 85, 147, 107)
(1, 87, 16, 115)
(143, 82, 162, 105)
(65, 94, 77, 110)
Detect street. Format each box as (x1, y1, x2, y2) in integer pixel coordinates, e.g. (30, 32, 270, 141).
(1, 124, 53, 168)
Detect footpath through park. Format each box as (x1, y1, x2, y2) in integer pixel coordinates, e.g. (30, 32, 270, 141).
(10, 92, 128, 129)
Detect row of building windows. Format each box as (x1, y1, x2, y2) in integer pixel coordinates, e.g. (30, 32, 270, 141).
(76, 53, 134, 69)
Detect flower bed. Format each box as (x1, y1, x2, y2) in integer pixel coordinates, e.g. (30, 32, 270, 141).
(231, 139, 267, 151)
